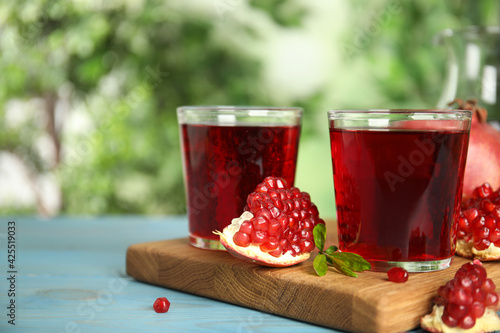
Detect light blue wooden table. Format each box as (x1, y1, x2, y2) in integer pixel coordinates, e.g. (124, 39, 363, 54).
(0, 216, 428, 333)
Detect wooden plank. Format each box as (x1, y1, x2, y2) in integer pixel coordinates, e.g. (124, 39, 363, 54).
(126, 237, 500, 333)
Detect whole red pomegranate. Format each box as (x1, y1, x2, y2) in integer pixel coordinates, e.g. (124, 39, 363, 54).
(450, 99, 500, 200)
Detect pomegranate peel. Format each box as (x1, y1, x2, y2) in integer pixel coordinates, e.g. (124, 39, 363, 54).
(215, 211, 310, 267)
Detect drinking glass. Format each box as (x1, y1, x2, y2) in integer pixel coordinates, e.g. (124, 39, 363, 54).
(328, 109, 472, 272)
(178, 106, 302, 250)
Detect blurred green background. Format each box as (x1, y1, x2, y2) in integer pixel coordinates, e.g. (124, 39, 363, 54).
(0, 0, 499, 219)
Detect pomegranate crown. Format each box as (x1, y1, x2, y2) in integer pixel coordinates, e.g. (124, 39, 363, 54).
(448, 98, 488, 123)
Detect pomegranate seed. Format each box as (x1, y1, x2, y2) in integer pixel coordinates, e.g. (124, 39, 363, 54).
(470, 301, 485, 319)
(484, 215, 497, 229)
(458, 217, 470, 232)
(485, 292, 499, 307)
(239, 221, 253, 234)
(387, 267, 408, 283)
(482, 278, 496, 292)
(256, 208, 272, 220)
(442, 310, 459, 327)
(250, 230, 267, 245)
(473, 238, 490, 251)
(268, 246, 282, 258)
(298, 239, 314, 253)
(473, 226, 490, 240)
(472, 288, 486, 302)
(290, 243, 301, 256)
(252, 216, 269, 231)
(153, 297, 170, 313)
(474, 183, 492, 199)
(272, 198, 284, 210)
(448, 288, 472, 305)
(260, 237, 279, 252)
(279, 238, 288, 248)
(493, 207, 500, 220)
(456, 275, 473, 290)
(300, 219, 313, 229)
(275, 178, 286, 189)
(446, 303, 468, 319)
(233, 231, 251, 247)
(489, 228, 500, 242)
(300, 228, 313, 240)
(464, 208, 479, 222)
(481, 199, 496, 213)
(457, 230, 467, 239)
(459, 315, 475, 329)
(270, 206, 281, 218)
(471, 216, 486, 230)
(267, 220, 282, 237)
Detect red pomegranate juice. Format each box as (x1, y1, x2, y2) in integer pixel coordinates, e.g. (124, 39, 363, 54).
(330, 128, 469, 265)
(181, 124, 300, 243)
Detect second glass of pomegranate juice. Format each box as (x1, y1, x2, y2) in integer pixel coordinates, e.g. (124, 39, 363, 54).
(328, 110, 472, 272)
(177, 106, 302, 250)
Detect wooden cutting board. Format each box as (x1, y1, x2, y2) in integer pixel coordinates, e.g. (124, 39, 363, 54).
(126, 223, 500, 333)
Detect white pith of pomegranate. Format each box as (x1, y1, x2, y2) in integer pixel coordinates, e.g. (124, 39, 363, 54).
(217, 211, 311, 267)
(215, 176, 325, 267)
(421, 260, 500, 333)
(456, 183, 500, 261)
(421, 305, 500, 333)
(450, 99, 500, 200)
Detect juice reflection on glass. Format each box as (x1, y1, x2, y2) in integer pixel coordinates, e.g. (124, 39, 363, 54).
(328, 110, 471, 272)
(177, 106, 302, 250)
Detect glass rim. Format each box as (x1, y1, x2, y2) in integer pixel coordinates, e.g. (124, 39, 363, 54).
(328, 109, 472, 117)
(177, 105, 303, 113)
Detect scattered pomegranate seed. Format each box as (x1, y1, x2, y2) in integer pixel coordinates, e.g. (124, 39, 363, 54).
(153, 297, 170, 313)
(387, 267, 409, 283)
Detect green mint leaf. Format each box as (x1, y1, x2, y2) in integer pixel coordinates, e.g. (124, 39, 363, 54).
(338, 265, 358, 278)
(324, 245, 338, 255)
(313, 254, 328, 276)
(325, 256, 357, 277)
(313, 223, 326, 252)
(330, 252, 371, 272)
(311, 224, 370, 278)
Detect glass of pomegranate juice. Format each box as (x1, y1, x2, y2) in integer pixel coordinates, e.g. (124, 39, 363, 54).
(177, 106, 302, 250)
(328, 109, 472, 272)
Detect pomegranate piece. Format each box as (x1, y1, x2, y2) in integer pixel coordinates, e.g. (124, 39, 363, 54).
(387, 267, 408, 283)
(421, 260, 500, 332)
(456, 183, 500, 260)
(215, 176, 325, 267)
(153, 297, 170, 313)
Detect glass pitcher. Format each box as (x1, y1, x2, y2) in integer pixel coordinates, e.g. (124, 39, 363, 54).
(437, 26, 500, 124)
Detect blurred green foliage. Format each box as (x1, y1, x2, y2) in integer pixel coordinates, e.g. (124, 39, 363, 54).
(0, 0, 498, 217)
